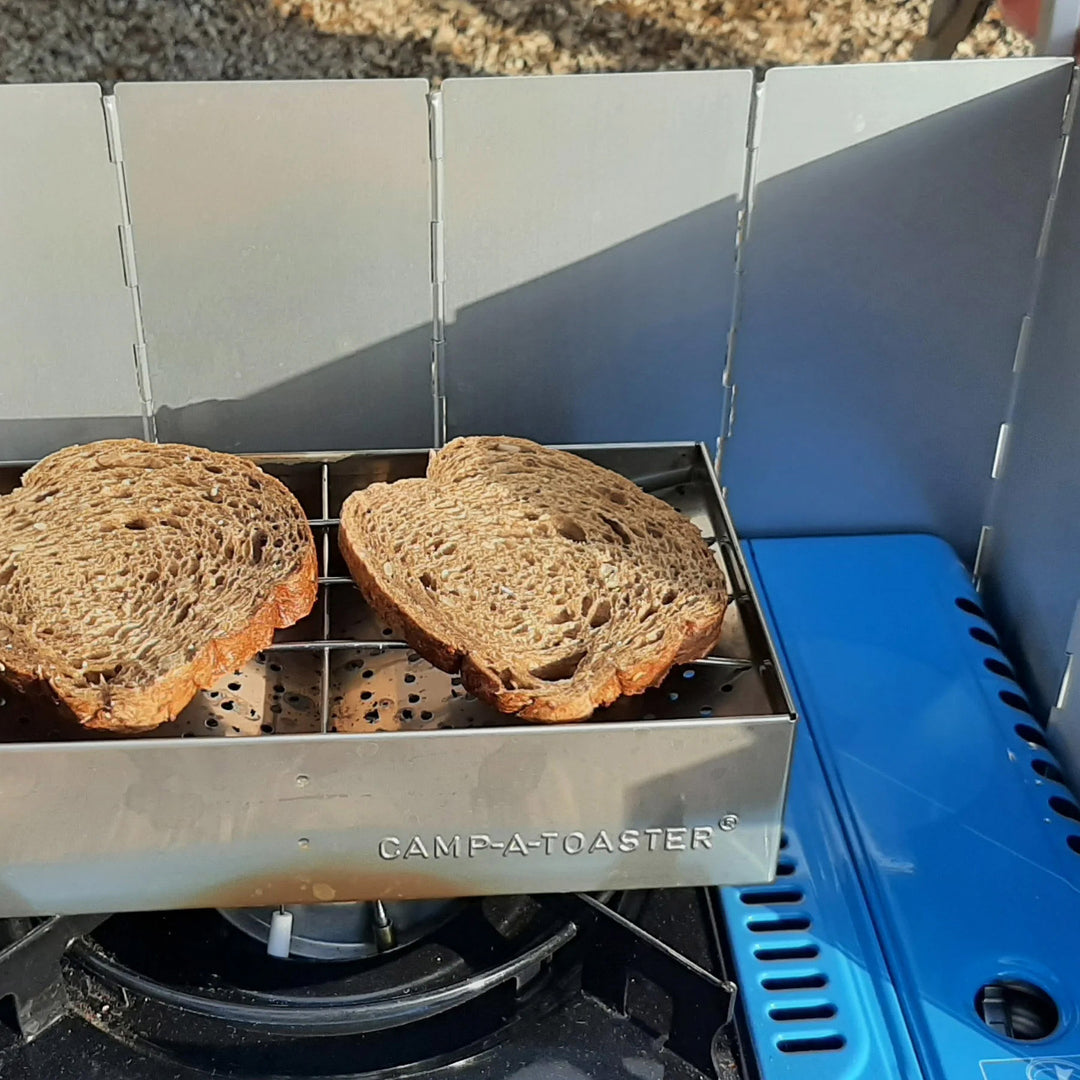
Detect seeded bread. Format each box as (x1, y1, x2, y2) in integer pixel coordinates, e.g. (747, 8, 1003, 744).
(338, 436, 728, 722)
(0, 439, 317, 732)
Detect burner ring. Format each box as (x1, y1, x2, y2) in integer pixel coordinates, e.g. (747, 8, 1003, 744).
(217, 898, 462, 961)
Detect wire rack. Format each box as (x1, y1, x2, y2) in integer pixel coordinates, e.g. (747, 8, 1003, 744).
(0, 444, 782, 742)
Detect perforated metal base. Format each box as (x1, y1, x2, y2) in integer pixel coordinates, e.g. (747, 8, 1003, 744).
(167, 447, 777, 739)
(0, 444, 785, 742)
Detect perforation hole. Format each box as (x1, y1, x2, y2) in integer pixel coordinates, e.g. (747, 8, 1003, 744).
(985, 657, 1017, 680)
(1000, 689, 1035, 716)
(1016, 724, 1047, 748)
(761, 973, 828, 991)
(755, 944, 819, 961)
(741, 888, 804, 906)
(770, 1003, 838, 1022)
(1049, 796, 1080, 823)
(777, 1034, 846, 1054)
(776, 857, 797, 877)
(747, 915, 812, 933)
(1032, 759, 1065, 784)
(956, 597, 987, 617)
(969, 627, 1000, 648)
(1068, 836, 1080, 855)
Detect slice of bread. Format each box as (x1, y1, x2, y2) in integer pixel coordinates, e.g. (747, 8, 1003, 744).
(338, 437, 728, 722)
(0, 439, 317, 732)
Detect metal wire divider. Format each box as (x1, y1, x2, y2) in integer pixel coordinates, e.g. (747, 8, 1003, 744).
(248, 455, 759, 741)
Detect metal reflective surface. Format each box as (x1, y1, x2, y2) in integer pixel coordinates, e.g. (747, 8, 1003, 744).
(441, 72, 752, 447)
(725, 59, 1072, 565)
(0, 84, 144, 458)
(0, 717, 792, 915)
(984, 62, 1080, 782)
(112, 80, 436, 452)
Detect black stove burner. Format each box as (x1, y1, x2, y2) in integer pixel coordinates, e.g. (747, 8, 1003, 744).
(0, 891, 745, 1080)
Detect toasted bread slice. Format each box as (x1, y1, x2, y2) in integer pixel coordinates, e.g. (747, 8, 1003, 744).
(338, 437, 728, 722)
(0, 439, 317, 732)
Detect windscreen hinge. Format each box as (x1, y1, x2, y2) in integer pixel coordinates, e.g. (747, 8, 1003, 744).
(972, 525, 993, 591)
(1048, 599, 1080, 769)
(103, 92, 156, 443)
(720, 382, 737, 441)
(991, 423, 1010, 480)
(429, 89, 447, 447)
(1057, 600, 1080, 709)
(717, 76, 762, 477)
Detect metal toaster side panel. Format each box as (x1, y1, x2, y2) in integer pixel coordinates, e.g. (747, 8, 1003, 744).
(0, 717, 792, 915)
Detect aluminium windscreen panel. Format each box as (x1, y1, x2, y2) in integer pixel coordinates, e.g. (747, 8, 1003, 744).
(113, 80, 435, 453)
(984, 86, 1080, 763)
(724, 58, 1073, 565)
(440, 71, 752, 447)
(0, 83, 144, 459)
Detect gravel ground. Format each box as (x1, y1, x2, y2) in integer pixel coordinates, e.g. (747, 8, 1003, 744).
(0, 0, 1029, 85)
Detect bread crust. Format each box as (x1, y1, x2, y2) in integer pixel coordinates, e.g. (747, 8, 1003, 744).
(0, 439, 318, 732)
(339, 437, 728, 723)
(78, 543, 318, 732)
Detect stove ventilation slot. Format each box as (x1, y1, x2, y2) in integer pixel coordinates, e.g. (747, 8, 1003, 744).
(734, 832, 847, 1056)
(955, 594, 1080, 864)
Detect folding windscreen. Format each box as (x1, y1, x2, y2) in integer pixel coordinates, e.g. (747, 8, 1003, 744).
(2, 65, 1080, 775)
